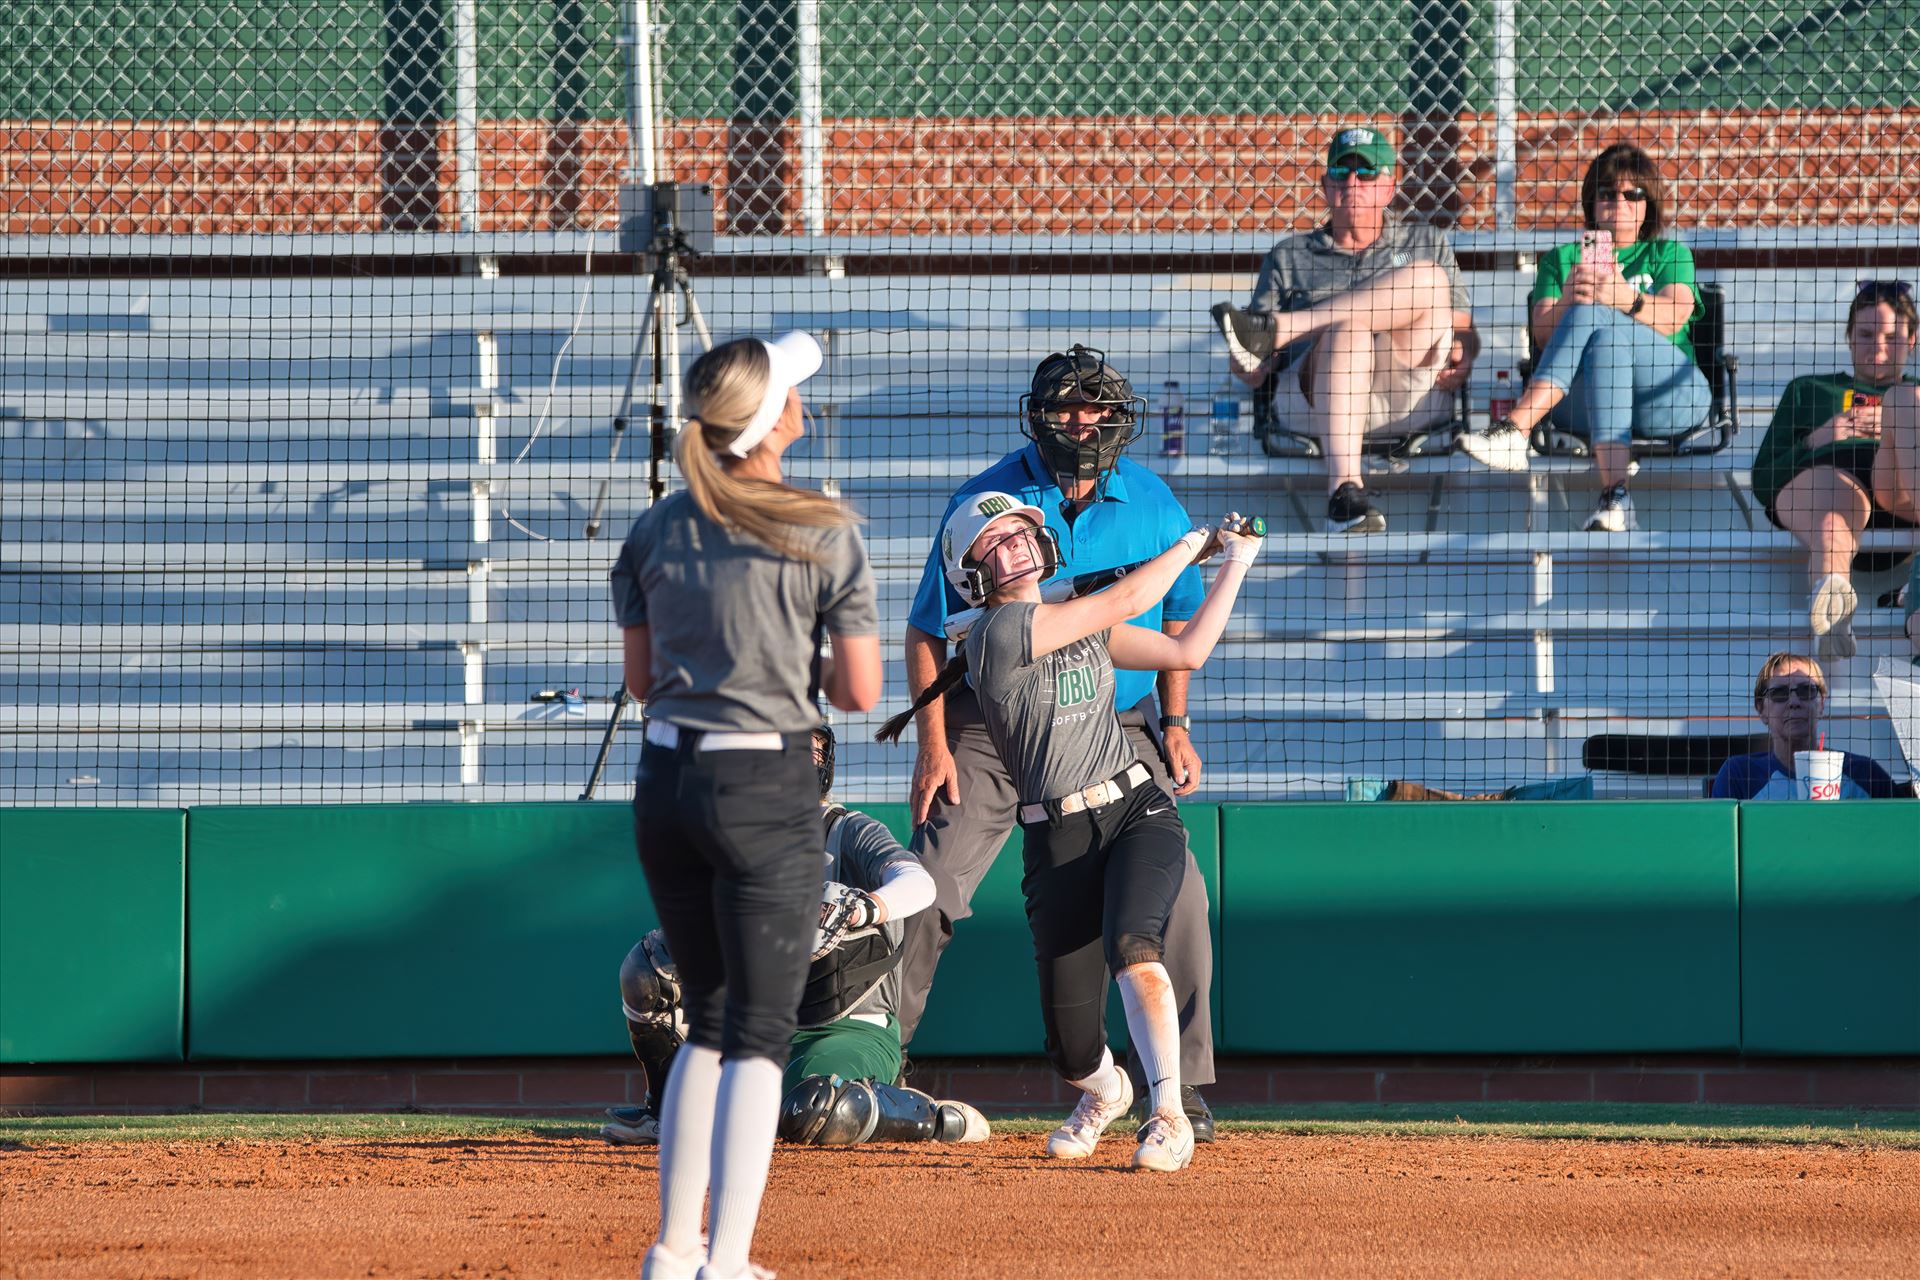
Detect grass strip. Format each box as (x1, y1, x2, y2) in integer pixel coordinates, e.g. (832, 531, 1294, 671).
(3, 1103, 1915, 1148)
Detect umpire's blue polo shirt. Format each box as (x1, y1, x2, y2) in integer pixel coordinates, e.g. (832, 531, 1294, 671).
(907, 443, 1203, 713)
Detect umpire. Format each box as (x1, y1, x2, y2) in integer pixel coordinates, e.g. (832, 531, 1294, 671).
(896, 344, 1216, 1138)
(611, 332, 882, 1280)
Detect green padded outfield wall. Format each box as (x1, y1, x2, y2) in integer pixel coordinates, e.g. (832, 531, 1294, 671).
(186, 803, 648, 1059)
(1740, 802, 1920, 1056)
(1219, 802, 1741, 1053)
(0, 809, 185, 1063)
(848, 804, 1222, 1058)
(184, 800, 1216, 1061)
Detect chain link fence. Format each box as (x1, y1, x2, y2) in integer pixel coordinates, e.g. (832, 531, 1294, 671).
(3, 1, 1918, 804)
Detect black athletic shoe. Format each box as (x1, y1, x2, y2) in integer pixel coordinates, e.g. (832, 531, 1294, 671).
(1326, 481, 1386, 533)
(1211, 302, 1277, 374)
(1183, 1085, 1215, 1144)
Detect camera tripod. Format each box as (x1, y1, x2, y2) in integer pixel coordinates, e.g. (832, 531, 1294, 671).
(579, 192, 713, 800)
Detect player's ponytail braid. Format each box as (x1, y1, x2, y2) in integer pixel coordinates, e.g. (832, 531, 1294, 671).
(676, 339, 853, 561)
(874, 651, 970, 743)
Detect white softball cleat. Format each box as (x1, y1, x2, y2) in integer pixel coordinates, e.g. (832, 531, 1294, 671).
(640, 1240, 705, 1280)
(693, 1264, 774, 1280)
(1045, 1072, 1134, 1159)
(1131, 1108, 1196, 1173)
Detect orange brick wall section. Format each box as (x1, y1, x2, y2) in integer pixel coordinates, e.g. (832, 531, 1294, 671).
(2, 110, 1915, 237)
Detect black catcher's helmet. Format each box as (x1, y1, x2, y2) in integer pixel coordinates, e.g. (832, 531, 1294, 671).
(1019, 345, 1144, 489)
(811, 724, 835, 800)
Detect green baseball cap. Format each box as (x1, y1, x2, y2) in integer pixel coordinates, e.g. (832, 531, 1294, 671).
(1326, 126, 1395, 171)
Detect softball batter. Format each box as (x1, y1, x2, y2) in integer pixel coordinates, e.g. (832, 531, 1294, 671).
(609, 332, 882, 1280)
(884, 492, 1260, 1171)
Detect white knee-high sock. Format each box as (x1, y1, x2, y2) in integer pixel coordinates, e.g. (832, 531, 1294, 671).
(702, 1056, 784, 1278)
(1066, 1043, 1128, 1104)
(654, 1044, 722, 1257)
(1117, 962, 1182, 1116)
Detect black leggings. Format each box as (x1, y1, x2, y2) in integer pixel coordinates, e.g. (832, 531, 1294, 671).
(1020, 780, 1188, 1082)
(633, 734, 821, 1063)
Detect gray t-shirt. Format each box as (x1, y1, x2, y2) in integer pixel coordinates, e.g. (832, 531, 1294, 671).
(962, 601, 1138, 807)
(823, 806, 919, 1021)
(609, 491, 878, 733)
(1249, 218, 1471, 373)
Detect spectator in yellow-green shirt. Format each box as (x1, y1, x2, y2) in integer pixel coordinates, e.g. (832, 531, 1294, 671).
(1751, 281, 1917, 661)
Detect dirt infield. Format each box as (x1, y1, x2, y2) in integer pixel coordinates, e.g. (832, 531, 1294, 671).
(5, 1131, 1918, 1279)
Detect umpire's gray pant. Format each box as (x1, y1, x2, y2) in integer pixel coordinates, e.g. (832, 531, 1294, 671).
(895, 687, 1216, 1087)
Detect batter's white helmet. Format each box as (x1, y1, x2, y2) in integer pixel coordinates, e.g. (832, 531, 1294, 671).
(939, 490, 1061, 607)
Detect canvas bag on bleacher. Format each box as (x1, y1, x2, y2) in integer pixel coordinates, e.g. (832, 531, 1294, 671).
(1873, 658, 1920, 779)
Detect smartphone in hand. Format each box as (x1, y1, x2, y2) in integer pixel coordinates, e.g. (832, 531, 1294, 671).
(1578, 228, 1614, 264)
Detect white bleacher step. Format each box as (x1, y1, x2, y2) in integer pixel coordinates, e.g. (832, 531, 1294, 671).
(10, 692, 1891, 729)
(6, 607, 1908, 655)
(9, 531, 1909, 576)
(0, 703, 633, 734)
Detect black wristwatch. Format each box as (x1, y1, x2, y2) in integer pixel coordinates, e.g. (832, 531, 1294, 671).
(1159, 715, 1191, 732)
(1629, 293, 1647, 317)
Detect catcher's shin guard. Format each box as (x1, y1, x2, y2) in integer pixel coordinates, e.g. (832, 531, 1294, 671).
(779, 1075, 965, 1145)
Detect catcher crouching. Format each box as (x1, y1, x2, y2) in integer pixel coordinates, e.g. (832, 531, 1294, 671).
(607, 725, 991, 1148)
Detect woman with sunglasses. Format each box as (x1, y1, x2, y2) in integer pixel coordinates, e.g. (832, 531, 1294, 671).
(1711, 652, 1896, 798)
(1460, 143, 1708, 532)
(1750, 283, 1919, 660)
(882, 493, 1260, 1173)
(610, 332, 883, 1280)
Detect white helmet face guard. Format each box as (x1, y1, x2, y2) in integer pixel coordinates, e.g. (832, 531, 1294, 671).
(940, 491, 1061, 607)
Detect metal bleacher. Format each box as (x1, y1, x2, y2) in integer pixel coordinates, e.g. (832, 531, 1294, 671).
(2, 238, 1915, 805)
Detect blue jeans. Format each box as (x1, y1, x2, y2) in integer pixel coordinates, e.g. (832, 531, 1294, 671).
(1532, 303, 1710, 446)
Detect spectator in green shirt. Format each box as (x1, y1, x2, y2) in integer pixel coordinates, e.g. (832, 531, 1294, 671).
(1751, 281, 1917, 661)
(1459, 144, 1709, 533)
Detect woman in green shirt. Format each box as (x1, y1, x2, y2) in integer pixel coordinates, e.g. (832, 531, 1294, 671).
(1461, 144, 1708, 532)
(1751, 281, 1918, 660)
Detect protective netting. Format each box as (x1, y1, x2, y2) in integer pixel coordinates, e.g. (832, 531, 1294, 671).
(3, 0, 1917, 804)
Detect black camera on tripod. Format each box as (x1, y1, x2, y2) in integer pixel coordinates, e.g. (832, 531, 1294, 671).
(618, 180, 715, 259)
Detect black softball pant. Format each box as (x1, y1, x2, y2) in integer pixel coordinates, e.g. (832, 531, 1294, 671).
(633, 734, 822, 1063)
(1020, 781, 1189, 1082)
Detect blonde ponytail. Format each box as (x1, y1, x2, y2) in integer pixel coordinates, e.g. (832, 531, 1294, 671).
(675, 339, 853, 560)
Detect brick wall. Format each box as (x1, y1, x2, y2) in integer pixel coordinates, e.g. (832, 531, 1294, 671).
(3, 1056, 1915, 1115)
(4, 110, 1915, 237)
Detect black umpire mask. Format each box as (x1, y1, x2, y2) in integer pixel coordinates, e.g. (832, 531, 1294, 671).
(1019, 345, 1144, 497)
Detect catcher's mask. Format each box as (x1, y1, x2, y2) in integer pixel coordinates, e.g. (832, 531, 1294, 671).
(940, 491, 1062, 608)
(1019, 344, 1144, 494)
(811, 724, 834, 800)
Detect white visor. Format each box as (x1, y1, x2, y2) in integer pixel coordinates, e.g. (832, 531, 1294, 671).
(726, 331, 823, 458)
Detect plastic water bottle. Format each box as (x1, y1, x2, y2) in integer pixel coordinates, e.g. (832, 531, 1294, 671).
(1159, 380, 1184, 456)
(1489, 368, 1515, 423)
(1210, 388, 1239, 455)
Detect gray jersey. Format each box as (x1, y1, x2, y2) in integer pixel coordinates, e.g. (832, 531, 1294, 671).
(824, 807, 919, 1021)
(1249, 218, 1470, 372)
(609, 491, 877, 733)
(962, 601, 1137, 807)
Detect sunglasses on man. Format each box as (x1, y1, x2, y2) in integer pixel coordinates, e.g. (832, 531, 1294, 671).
(1326, 164, 1386, 182)
(1596, 186, 1649, 203)
(1760, 682, 1823, 704)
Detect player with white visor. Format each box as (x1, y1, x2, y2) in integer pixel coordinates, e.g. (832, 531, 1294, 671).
(610, 332, 882, 1280)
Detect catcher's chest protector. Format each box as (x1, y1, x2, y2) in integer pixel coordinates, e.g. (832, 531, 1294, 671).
(797, 806, 902, 1028)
